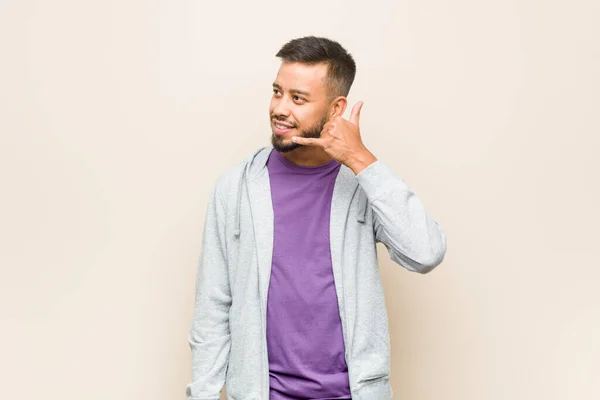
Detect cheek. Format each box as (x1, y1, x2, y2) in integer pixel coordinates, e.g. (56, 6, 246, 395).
(298, 108, 320, 126)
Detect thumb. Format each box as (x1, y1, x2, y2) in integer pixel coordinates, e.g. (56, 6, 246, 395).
(349, 101, 364, 126)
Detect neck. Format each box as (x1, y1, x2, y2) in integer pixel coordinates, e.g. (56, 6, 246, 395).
(280, 146, 334, 167)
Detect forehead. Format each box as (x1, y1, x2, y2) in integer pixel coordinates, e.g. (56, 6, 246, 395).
(274, 62, 328, 94)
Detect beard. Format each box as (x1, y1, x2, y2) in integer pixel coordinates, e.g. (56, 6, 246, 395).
(270, 114, 328, 153)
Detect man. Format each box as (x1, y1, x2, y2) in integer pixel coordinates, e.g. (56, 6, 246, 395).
(186, 36, 447, 400)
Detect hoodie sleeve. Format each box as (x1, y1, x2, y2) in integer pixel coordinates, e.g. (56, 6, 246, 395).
(186, 184, 232, 400)
(355, 160, 447, 274)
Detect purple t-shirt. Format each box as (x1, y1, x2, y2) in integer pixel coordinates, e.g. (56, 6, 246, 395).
(265, 149, 352, 400)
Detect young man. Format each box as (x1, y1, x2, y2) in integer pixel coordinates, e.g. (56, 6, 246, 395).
(186, 36, 447, 400)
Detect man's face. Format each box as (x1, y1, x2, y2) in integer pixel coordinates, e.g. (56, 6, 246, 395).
(270, 62, 330, 153)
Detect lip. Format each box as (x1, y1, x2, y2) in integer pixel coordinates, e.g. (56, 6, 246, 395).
(272, 120, 295, 135)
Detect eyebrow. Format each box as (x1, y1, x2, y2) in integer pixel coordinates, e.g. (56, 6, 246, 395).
(272, 83, 310, 97)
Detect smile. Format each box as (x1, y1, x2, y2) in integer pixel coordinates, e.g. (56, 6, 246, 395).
(273, 121, 295, 135)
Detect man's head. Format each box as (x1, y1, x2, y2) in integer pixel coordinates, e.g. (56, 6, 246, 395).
(270, 36, 356, 153)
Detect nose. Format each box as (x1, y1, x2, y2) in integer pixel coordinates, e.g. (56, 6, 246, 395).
(272, 97, 291, 119)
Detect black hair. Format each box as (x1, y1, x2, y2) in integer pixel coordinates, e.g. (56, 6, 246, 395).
(275, 36, 356, 99)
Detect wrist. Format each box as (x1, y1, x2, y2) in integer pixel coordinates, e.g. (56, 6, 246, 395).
(347, 149, 377, 175)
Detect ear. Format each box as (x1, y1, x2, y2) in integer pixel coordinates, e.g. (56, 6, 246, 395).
(328, 96, 348, 119)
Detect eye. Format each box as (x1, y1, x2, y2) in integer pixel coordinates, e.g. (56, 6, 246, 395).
(273, 89, 281, 95)
(293, 96, 305, 102)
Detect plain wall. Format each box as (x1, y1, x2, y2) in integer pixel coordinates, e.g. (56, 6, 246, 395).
(1, 1, 599, 399)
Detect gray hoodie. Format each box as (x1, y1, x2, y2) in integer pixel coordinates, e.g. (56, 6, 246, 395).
(186, 145, 447, 400)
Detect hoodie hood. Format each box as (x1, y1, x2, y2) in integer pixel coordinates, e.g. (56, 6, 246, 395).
(233, 145, 368, 236)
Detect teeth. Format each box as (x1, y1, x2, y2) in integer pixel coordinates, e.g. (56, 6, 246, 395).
(276, 123, 291, 129)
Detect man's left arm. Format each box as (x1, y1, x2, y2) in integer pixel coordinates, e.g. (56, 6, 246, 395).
(291, 100, 447, 273)
(354, 158, 447, 274)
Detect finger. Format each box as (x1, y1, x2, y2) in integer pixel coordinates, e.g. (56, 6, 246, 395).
(292, 136, 325, 147)
(349, 101, 364, 126)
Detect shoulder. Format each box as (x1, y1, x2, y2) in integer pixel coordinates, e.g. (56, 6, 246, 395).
(211, 146, 270, 200)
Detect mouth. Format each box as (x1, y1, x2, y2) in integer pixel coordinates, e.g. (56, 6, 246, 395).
(272, 120, 295, 135)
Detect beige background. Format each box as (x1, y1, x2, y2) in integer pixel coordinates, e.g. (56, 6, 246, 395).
(1, 0, 599, 399)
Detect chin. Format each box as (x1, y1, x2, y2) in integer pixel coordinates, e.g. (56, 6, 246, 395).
(271, 133, 301, 153)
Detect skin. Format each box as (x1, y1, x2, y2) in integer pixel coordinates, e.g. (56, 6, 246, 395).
(269, 62, 377, 174)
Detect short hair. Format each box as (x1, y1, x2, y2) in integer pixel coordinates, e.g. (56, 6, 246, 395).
(275, 36, 356, 100)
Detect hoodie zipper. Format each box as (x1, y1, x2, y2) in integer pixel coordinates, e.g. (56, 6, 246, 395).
(262, 305, 269, 399)
(337, 241, 354, 396)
